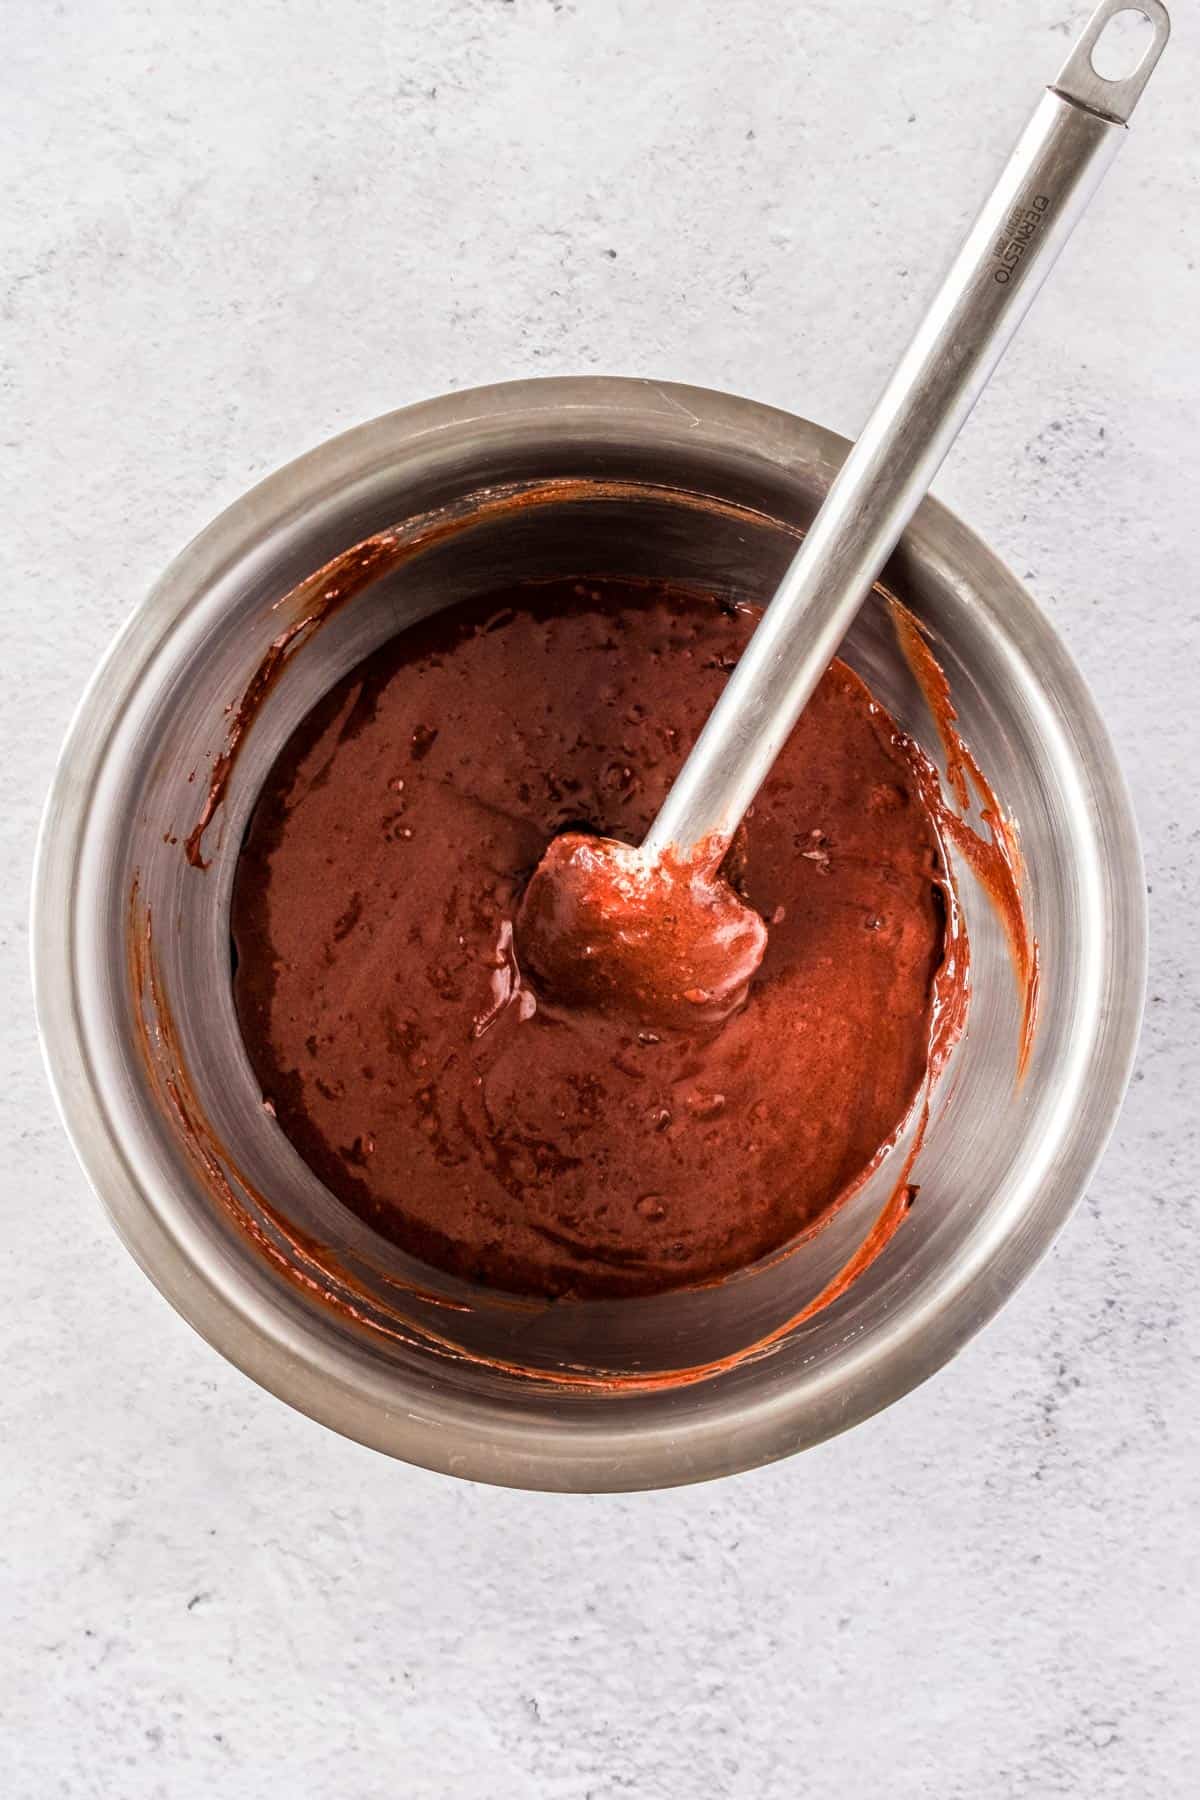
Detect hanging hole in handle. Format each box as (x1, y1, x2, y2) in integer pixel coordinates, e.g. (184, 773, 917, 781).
(1052, 1, 1169, 125)
(1089, 7, 1156, 81)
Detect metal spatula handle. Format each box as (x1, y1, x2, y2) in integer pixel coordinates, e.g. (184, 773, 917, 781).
(643, 0, 1170, 863)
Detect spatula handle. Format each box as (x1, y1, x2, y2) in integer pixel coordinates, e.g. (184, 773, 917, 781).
(644, 0, 1169, 862)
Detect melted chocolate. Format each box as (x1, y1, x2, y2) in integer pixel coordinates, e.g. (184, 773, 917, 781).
(887, 599, 1039, 1073)
(231, 577, 961, 1301)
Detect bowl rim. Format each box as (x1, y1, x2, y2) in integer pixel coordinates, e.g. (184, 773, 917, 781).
(31, 375, 1147, 1491)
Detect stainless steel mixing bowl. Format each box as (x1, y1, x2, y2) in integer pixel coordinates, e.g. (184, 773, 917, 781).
(32, 377, 1145, 1491)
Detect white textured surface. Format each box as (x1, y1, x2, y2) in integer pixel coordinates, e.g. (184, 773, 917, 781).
(3, 2, 1198, 1793)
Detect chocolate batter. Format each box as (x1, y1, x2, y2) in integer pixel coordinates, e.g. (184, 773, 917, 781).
(231, 578, 959, 1300)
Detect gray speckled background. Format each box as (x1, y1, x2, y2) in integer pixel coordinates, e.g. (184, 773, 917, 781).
(3, 2, 1197, 1794)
